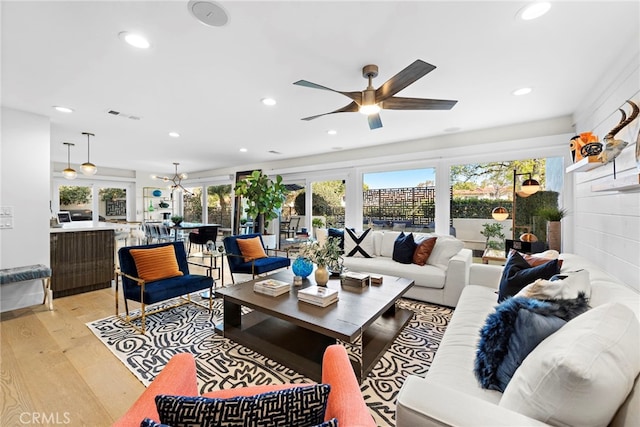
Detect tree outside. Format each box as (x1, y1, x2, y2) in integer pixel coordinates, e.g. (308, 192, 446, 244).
(59, 186, 91, 206)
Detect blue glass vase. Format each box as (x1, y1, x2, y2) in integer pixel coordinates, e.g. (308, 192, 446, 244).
(292, 256, 313, 278)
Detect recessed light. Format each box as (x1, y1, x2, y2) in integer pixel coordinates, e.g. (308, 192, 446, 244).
(512, 87, 532, 96)
(331, 147, 343, 150)
(327, 130, 337, 135)
(518, 2, 551, 21)
(53, 106, 74, 113)
(169, 132, 180, 138)
(261, 98, 276, 106)
(239, 148, 248, 152)
(119, 31, 150, 49)
(444, 127, 461, 133)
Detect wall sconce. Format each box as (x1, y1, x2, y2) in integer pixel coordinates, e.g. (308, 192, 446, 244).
(62, 142, 77, 180)
(80, 132, 97, 175)
(491, 169, 540, 239)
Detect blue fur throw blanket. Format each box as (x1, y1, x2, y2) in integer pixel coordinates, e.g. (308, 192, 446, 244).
(474, 293, 589, 392)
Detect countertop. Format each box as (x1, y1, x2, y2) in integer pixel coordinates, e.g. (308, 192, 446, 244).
(50, 221, 132, 233)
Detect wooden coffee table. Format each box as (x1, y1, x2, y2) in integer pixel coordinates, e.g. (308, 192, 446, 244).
(215, 271, 414, 383)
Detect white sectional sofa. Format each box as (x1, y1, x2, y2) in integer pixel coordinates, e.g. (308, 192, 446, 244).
(317, 229, 472, 307)
(396, 253, 640, 426)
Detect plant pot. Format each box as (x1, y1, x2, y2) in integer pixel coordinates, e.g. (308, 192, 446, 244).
(547, 221, 561, 252)
(314, 265, 329, 287)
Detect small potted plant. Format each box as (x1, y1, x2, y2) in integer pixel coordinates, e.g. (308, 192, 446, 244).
(171, 215, 183, 227)
(480, 222, 505, 251)
(299, 237, 343, 286)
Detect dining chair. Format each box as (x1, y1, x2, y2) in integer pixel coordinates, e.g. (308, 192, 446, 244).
(188, 225, 219, 254)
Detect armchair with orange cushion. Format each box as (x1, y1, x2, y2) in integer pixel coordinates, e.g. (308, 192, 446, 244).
(112, 344, 375, 427)
(223, 233, 291, 283)
(115, 241, 214, 334)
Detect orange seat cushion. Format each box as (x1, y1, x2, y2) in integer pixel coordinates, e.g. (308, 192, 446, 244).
(130, 245, 184, 282)
(237, 237, 268, 262)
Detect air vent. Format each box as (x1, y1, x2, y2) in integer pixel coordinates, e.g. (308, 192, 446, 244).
(268, 150, 282, 155)
(107, 110, 142, 120)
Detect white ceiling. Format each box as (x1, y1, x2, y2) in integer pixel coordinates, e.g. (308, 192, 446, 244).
(2, 1, 639, 177)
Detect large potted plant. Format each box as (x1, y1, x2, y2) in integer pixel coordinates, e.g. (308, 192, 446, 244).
(536, 207, 568, 252)
(234, 171, 288, 240)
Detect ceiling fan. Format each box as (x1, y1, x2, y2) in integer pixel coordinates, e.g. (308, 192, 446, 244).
(293, 59, 457, 130)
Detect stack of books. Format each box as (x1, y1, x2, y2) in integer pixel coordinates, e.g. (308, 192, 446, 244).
(253, 279, 291, 297)
(341, 271, 370, 288)
(298, 286, 339, 307)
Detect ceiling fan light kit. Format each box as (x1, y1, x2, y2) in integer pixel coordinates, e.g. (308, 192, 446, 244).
(294, 59, 457, 130)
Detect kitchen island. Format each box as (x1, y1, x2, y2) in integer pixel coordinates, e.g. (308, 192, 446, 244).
(50, 222, 116, 298)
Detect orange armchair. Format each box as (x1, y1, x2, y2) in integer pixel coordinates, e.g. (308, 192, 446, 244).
(113, 344, 375, 427)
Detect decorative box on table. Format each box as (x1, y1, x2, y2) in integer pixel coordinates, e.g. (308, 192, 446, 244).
(341, 272, 370, 288)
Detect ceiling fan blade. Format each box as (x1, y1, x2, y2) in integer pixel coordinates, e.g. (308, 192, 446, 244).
(300, 101, 359, 121)
(381, 97, 458, 110)
(375, 60, 436, 101)
(368, 113, 383, 130)
(293, 80, 362, 103)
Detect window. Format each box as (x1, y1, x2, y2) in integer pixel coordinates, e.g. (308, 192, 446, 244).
(363, 168, 436, 231)
(450, 157, 563, 255)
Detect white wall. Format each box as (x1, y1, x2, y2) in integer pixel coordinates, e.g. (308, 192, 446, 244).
(571, 47, 640, 291)
(1, 107, 51, 311)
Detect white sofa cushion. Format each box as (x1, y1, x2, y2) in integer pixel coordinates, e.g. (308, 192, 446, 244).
(342, 256, 446, 288)
(500, 302, 640, 427)
(428, 237, 464, 269)
(515, 269, 591, 300)
(380, 231, 402, 257)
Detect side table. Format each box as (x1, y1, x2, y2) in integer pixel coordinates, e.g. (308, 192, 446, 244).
(188, 251, 224, 296)
(481, 248, 507, 265)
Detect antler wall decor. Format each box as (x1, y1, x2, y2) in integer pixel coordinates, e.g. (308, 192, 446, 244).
(597, 100, 639, 165)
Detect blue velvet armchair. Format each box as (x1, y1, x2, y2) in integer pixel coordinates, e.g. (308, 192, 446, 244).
(115, 241, 213, 334)
(223, 233, 291, 283)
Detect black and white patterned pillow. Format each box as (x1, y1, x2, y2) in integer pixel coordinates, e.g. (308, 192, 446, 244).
(156, 384, 330, 427)
(344, 228, 375, 258)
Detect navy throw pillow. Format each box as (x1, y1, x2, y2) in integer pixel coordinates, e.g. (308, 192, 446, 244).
(498, 251, 560, 302)
(392, 232, 416, 264)
(328, 228, 345, 250)
(474, 294, 590, 392)
(475, 297, 566, 392)
(140, 419, 171, 427)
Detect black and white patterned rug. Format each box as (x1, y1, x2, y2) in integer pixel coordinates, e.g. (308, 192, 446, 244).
(87, 297, 452, 426)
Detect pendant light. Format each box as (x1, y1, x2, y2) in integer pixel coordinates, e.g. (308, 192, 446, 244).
(491, 206, 508, 221)
(80, 132, 97, 175)
(62, 142, 77, 180)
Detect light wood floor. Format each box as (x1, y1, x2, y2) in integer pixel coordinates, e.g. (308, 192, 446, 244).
(0, 261, 232, 426)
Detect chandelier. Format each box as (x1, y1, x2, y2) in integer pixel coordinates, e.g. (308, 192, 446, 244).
(152, 162, 192, 194)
